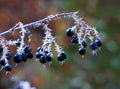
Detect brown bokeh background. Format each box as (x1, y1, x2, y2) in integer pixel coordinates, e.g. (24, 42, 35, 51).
(0, 0, 120, 89)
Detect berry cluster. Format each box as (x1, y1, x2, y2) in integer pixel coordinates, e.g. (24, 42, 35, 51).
(35, 25, 67, 66)
(0, 12, 103, 74)
(36, 46, 67, 65)
(36, 47, 53, 64)
(0, 43, 33, 74)
(14, 45, 33, 64)
(66, 26, 103, 56)
(0, 45, 12, 73)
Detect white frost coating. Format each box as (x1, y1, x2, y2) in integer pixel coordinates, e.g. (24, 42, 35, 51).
(7, 40, 17, 45)
(0, 38, 9, 66)
(16, 22, 26, 53)
(71, 13, 100, 43)
(41, 25, 63, 54)
(53, 40, 63, 53)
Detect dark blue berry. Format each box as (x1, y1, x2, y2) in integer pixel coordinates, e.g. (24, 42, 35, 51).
(90, 42, 98, 50)
(24, 45, 32, 54)
(26, 53, 33, 59)
(36, 52, 43, 59)
(14, 53, 22, 63)
(81, 40, 87, 48)
(37, 47, 42, 52)
(57, 51, 67, 62)
(71, 35, 78, 44)
(4, 64, 12, 71)
(39, 55, 47, 64)
(44, 49, 52, 54)
(5, 51, 12, 60)
(66, 28, 74, 37)
(95, 39, 103, 47)
(0, 45, 3, 53)
(79, 48, 86, 55)
(0, 58, 6, 66)
(44, 49, 49, 54)
(15, 38, 21, 46)
(21, 53, 27, 62)
(46, 53, 53, 62)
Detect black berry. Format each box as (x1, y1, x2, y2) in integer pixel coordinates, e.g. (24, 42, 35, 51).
(66, 28, 74, 37)
(5, 51, 12, 60)
(15, 38, 21, 46)
(0, 58, 6, 66)
(57, 51, 67, 62)
(37, 47, 42, 52)
(21, 53, 27, 62)
(14, 53, 22, 63)
(90, 42, 98, 50)
(81, 39, 87, 48)
(44, 49, 48, 54)
(95, 39, 103, 47)
(24, 45, 32, 54)
(0, 45, 3, 53)
(44, 49, 52, 54)
(4, 64, 12, 71)
(71, 35, 78, 44)
(39, 55, 47, 64)
(46, 53, 53, 62)
(79, 48, 86, 55)
(36, 52, 43, 59)
(26, 53, 33, 59)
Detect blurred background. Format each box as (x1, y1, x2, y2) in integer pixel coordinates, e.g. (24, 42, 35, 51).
(0, 0, 120, 89)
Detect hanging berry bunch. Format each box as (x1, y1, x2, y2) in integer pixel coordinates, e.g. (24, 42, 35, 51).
(0, 11, 103, 74)
(0, 36, 12, 74)
(36, 25, 67, 67)
(66, 14, 103, 56)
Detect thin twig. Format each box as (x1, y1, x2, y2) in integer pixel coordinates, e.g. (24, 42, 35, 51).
(0, 12, 76, 36)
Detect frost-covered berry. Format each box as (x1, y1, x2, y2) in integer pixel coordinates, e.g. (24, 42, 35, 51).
(24, 45, 32, 54)
(14, 53, 22, 63)
(90, 42, 98, 50)
(95, 39, 103, 47)
(36, 52, 43, 59)
(44, 49, 52, 54)
(21, 53, 27, 62)
(5, 51, 12, 60)
(4, 64, 12, 71)
(0, 58, 6, 66)
(46, 53, 53, 62)
(26, 53, 33, 59)
(71, 35, 78, 44)
(39, 55, 47, 64)
(79, 48, 86, 55)
(37, 47, 42, 52)
(0, 45, 3, 53)
(81, 39, 87, 48)
(57, 51, 67, 62)
(15, 38, 21, 46)
(66, 28, 74, 37)
(44, 49, 49, 54)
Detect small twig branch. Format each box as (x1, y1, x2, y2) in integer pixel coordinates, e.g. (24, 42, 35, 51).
(0, 12, 76, 36)
(0, 11, 103, 73)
